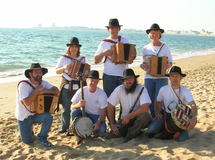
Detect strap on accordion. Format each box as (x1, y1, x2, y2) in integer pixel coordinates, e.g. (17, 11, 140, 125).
(156, 43, 165, 56)
(17, 80, 36, 113)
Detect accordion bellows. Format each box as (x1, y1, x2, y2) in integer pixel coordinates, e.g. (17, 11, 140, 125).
(68, 60, 91, 79)
(148, 56, 168, 77)
(33, 94, 59, 114)
(111, 42, 136, 64)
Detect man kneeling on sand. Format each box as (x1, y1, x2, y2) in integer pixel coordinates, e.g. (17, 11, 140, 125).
(146, 66, 198, 141)
(16, 63, 59, 147)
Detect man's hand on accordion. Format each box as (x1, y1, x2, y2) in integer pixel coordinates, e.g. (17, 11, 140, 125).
(35, 85, 45, 95)
(140, 62, 149, 71)
(104, 46, 114, 57)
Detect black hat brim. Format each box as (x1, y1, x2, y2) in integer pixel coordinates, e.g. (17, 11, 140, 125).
(165, 73, 186, 77)
(25, 68, 48, 79)
(121, 75, 139, 80)
(87, 76, 102, 80)
(146, 29, 164, 34)
(106, 25, 123, 28)
(66, 43, 82, 47)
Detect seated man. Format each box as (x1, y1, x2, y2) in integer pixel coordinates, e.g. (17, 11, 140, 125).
(107, 68, 152, 142)
(16, 63, 59, 147)
(147, 66, 198, 141)
(71, 70, 107, 140)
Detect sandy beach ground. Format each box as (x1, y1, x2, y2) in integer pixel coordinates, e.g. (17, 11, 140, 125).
(0, 54, 215, 160)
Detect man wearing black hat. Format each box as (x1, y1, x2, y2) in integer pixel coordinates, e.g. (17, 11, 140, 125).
(71, 70, 107, 139)
(94, 18, 129, 97)
(107, 68, 152, 142)
(16, 63, 59, 147)
(146, 66, 197, 141)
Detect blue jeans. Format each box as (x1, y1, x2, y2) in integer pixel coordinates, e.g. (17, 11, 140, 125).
(103, 73, 123, 97)
(147, 119, 164, 134)
(60, 88, 75, 131)
(144, 78, 168, 117)
(147, 119, 189, 141)
(18, 113, 53, 144)
(71, 109, 106, 136)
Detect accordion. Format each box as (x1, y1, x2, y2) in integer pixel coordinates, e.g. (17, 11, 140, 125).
(111, 42, 136, 64)
(171, 103, 195, 130)
(68, 60, 91, 80)
(32, 94, 59, 114)
(148, 56, 168, 77)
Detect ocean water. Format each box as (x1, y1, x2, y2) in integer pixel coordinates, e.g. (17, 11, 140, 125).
(1, 27, 215, 83)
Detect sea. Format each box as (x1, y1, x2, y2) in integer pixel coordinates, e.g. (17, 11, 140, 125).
(1, 27, 215, 83)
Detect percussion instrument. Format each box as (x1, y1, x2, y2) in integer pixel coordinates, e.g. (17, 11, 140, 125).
(148, 56, 168, 77)
(70, 75, 93, 139)
(171, 103, 195, 130)
(111, 42, 136, 64)
(68, 60, 90, 80)
(33, 94, 59, 114)
(72, 116, 94, 138)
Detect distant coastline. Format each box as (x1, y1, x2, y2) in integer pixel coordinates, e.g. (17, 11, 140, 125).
(33, 26, 215, 37)
(1, 26, 214, 37)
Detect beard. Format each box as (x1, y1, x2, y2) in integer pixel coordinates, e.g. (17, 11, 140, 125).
(124, 80, 137, 94)
(31, 75, 42, 82)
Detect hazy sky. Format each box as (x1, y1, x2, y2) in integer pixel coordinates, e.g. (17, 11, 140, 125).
(0, 0, 214, 32)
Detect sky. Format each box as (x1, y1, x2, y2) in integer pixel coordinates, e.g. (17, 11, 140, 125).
(0, 0, 214, 32)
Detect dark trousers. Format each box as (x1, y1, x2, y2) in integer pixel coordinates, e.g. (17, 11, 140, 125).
(120, 113, 152, 139)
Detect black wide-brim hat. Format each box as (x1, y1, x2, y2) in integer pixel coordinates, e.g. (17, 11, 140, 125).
(66, 37, 82, 47)
(165, 66, 186, 77)
(87, 70, 102, 80)
(121, 68, 139, 80)
(106, 18, 123, 28)
(25, 63, 48, 79)
(146, 23, 164, 34)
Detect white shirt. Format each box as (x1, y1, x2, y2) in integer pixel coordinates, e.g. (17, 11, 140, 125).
(157, 84, 194, 113)
(142, 43, 172, 79)
(107, 84, 151, 119)
(16, 80, 54, 121)
(71, 86, 108, 115)
(56, 55, 86, 81)
(95, 36, 129, 76)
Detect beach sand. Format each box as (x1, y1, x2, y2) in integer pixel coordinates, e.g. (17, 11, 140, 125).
(0, 54, 215, 160)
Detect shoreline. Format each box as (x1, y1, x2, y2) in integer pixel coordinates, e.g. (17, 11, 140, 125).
(1, 50, 215, 84)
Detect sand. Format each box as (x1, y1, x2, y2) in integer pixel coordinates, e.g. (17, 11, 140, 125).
(0, 54, 215, 160)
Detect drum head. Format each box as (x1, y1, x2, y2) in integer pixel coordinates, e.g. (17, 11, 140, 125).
(75, 117, 93, 138)
(171, 104, 193, 130)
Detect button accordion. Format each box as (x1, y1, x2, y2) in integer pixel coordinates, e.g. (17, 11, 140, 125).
(111, 42, 136, 64)
(148, 56, 168, 77)
(32, 94, 59, 114)
(68, 60, 91, 80)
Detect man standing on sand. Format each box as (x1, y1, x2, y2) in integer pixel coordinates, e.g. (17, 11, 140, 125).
(94, 18, 129, 97)
(16, 63, 59, 147)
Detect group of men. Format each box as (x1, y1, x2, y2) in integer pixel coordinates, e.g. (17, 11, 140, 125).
(16, 18, 197, 147)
